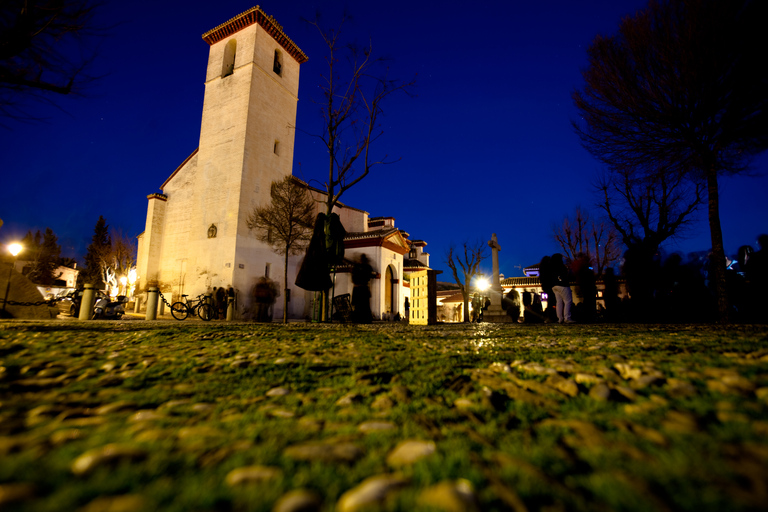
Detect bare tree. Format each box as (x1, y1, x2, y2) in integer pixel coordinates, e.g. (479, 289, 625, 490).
(597, 167, 703, 256)
(573, 0, 768, 321)
(247, 176, 315, 323)
(0, 0, 102, 120)
(103, 229, 136, 295)
(553, 206, 621, 275)
(305, 15, 414, 221)
(445, 240, 488, 323)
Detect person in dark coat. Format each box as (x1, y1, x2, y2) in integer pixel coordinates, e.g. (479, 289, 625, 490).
(215, 286, 226, 319)
(551, 253, 574, 324)
(538, 255, 557, 323)
(351, 254, 374, 323)
(502, 287, 520, 321)
(295, 213, 333, 292)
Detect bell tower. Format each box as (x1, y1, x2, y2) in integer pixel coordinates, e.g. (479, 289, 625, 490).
(188, 7, 307, 294)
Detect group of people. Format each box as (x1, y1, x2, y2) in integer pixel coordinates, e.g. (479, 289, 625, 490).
(728, 234, 768, 322)
(538, 253, 576, 324)
(210, 286, 234, 320)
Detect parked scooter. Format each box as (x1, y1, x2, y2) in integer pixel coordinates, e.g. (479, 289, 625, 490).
(93, 295, 127, 320)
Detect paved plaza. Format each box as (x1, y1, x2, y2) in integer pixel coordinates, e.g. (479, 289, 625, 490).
(1, 320, 767, 511)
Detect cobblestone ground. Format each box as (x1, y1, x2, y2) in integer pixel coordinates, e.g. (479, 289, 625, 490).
(1, 320, 767, 511)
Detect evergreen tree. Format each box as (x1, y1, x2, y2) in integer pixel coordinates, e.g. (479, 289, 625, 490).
(22, 228, 62, 284)
(79, 216, 111, 289)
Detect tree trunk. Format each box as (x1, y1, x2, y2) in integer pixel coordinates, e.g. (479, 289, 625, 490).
(706, 167, 729, 322)
(283, 251, 289, 324)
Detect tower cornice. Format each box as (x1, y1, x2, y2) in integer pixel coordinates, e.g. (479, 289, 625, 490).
(202, 6, 308, 64)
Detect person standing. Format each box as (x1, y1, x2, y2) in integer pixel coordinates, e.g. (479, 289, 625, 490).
(215, 286, 226, 319)
(551, 253, 575, 324)
(538, 255, 556, 323)
(351, 254, 374, 323)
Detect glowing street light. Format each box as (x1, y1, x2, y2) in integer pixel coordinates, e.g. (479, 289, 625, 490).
(476, 277, 490, 292)
(3, 242, 23, 313)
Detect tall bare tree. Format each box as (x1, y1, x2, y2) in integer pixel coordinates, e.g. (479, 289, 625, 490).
(445, 240, 488, 323)
(305, 15, 414, 221)
(597, 167, 703, 256)
(573, 0, 768, 321)
(553, 206, 621, 275)
(247, 176, 315, 323)
(0, 0, 102, 119)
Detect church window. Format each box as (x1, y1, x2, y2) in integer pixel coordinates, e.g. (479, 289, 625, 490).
(265, 262, 271, 278)
(273, 140, 280, 155)
(273, 49, 283, 76)
(267, 228, 274, 243)
(222, 39, 237, 78)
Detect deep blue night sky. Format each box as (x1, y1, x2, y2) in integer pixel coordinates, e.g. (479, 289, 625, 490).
(1, 0, 766, 278)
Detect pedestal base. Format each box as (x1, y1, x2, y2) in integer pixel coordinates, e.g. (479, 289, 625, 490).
(482, 306, 516, 323)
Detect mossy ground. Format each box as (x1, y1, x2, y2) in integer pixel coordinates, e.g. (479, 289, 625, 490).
(1, 320, 767, 511)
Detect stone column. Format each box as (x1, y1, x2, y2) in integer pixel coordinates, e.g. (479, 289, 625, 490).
(484, 233, 513, 322)
(145, 287, 159, 321)
(78, 284, 96, 321)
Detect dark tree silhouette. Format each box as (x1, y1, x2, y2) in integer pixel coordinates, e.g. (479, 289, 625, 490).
(247, 176, 315, 323)
(553, 206, 621, 275)
(0, 0, 101, 119)
(22, 228, 61, 285)
(305, 15, 414, 221)
(445, 240, 488, 323)
(79, 216, 110, 289)
(573, 0, 768, 321)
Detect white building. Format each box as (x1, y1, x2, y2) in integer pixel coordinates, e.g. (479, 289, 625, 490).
(136, 7, 430, 321)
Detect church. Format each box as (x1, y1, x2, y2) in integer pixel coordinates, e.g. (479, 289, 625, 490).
(136, 7, 431, 321)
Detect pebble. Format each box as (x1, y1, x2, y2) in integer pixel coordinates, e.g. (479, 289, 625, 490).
(50, 428, 83, 445)
(298, 417, 324, 432)
(358, 421, 397, 433)
(614, 363, 642, 380)
(284, 441, 364, 463)
(371, 395, 395, 410)
(588, 383, 611, 401)
(71, 444, 148, 475)
(574, 373, 603, 385)
(225, 465, 282, 486)
(417, 479, 479, 512)
(453, 398, 476, 409)
(80, 494, 151, 512)
(630, 375, 664, 389)
(545, 375, 579, 397)
(390, 385, 412, 403)
(267, 386, 292, 397)
(614, 386, 638, 401)
(336, 392, 364, 406)
(95, 401, 139, 415)
(336, 474, 409, 512)
(129, 410, 166, 422)
(273, 489, 323, 512)
(660, 410, 699, 433)
(386, 439, 436, 467)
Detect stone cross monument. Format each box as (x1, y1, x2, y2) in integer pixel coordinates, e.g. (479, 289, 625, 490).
(483, 233, 513, 322)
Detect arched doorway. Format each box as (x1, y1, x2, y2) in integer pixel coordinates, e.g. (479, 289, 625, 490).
(384, 265, 398, 316)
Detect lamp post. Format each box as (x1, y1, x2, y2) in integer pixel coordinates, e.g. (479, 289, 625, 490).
(3, 243, 23, 312)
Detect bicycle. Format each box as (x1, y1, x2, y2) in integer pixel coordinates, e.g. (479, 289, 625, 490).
(170, 294, 214, 321)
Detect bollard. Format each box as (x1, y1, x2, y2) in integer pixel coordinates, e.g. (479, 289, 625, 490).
(134, 296, 141, 313)
(145, 287, 159, 321)
(78, 284, 96, 320)
(158, 295, 165, 316)
(226, 297, 234, 321)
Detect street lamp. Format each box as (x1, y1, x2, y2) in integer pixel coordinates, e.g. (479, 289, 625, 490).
(3, 242, 23, 313)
